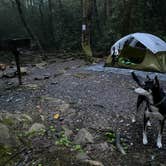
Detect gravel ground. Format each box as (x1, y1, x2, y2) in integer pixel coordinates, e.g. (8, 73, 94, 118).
(0, 56, 166, 165)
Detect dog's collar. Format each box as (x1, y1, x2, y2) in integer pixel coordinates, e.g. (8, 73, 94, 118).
(154, 96, 166, 107)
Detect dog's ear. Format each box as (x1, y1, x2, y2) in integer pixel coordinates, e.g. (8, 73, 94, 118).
(154, 75, 160, 87)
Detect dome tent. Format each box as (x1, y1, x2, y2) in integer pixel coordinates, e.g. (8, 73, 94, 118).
(105, 33, 166, 72)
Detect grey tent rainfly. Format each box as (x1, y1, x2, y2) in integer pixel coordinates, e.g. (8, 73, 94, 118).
(105, 33, 166, 72)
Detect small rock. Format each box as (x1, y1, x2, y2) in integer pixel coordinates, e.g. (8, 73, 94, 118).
(59, 103, 70, 113)
(62, 126, 73, 137)
(54, 70, 65, 77)
(95, 142, 109, 151)
(74, 128, 94, 145)
(76, 152, 90, 161)
(15, 98, 22, 102)
(24, 84, 38, 89)
(34, 76, 44, 80)
(28, 123, 45, 133)
(21, 114, 33, 122)
(43, 74, 50, 79)
(0, 123, 10, 144)
(34, 74, 50, 80)
(48, 146, 57, 153)
(3, 68, 16, 78)
(40, 115, 45, 121)
(160, 164, 165, 166)
(83, 160, 104, 166)
(35, 62, 47, 69)
(51, 81, 58, 85)
(6, 96, 14, 102)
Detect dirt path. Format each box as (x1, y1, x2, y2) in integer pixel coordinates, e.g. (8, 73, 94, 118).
(0, 57, 166, 165)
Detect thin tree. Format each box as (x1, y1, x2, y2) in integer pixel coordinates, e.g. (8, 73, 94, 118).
(39, 0, 47, 46)
(14, 0, 46, 59)
(48, 0, 56, 44)
(82, 0, 94, 62)
(92, 0, 101, 32)
(121, 0, 134, 35)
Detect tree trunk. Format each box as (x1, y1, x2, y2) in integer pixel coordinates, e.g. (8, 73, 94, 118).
(92, 0, 101, 34)
(106, 0, 111, 18)
(121, 0, 133, 36)
(104, 0, 111, 22)
(57, 0, 65, 47)
(82, 0, 94, 62)
(48, 0, 56, 44)
(39, 0, 47, 46)
(14, 0, 46, 59)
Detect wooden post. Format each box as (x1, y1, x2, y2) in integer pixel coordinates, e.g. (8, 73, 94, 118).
(13, 49, 22, 85)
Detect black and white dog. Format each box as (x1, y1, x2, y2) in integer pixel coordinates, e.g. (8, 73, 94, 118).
(132, 72, 166, 148)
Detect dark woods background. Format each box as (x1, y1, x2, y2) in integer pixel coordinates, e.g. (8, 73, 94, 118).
(0, 0, 166, 53)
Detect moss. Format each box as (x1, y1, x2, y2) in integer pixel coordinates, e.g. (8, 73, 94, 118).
(82, 44, 94, 63)
(0, 145, 18, 165)
(1, 118, 14, 126)
(72, 73, 92, 79)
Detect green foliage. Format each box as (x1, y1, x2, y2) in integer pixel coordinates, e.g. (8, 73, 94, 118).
(72, 144, 82, 152)
(0, 145, 16, 165)
(105, 130, 116, 144)
(105, 130, 129, 151)
(55, 132, 83, 152)
(55, 132, 72, 147)
(0, 0, 166, 53)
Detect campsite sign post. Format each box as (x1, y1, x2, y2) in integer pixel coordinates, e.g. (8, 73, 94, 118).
(82, 0, 93, 62)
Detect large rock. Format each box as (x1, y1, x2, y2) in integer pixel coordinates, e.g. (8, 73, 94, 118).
(74, 128, 94, 145)
(28, 123, 46, 133)
(20, 67, 28, 75)
(40, 96, 70, 114)
(1, 113, 32, 126)
(0, 123, 10, 145)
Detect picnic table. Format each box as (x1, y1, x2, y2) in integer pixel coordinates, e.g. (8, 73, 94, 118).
(0, 38, 31, 85)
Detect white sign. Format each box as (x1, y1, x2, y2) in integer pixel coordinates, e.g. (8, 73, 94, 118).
(82, 24, 86, 31)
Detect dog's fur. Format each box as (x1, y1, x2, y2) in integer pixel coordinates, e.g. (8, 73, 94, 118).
(131, 72, 154, 123)
(132, 72, 166, 148)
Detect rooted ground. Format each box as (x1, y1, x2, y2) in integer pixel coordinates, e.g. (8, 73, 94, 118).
(0, 54, 166, 166)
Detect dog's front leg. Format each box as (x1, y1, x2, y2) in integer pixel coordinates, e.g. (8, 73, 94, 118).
(132, 96, 144, 123)
(157, 119, 165, 148)
(143, 110, 149, 145)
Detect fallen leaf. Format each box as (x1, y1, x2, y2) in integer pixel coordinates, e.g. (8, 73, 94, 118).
(53, 113, 60, 119)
